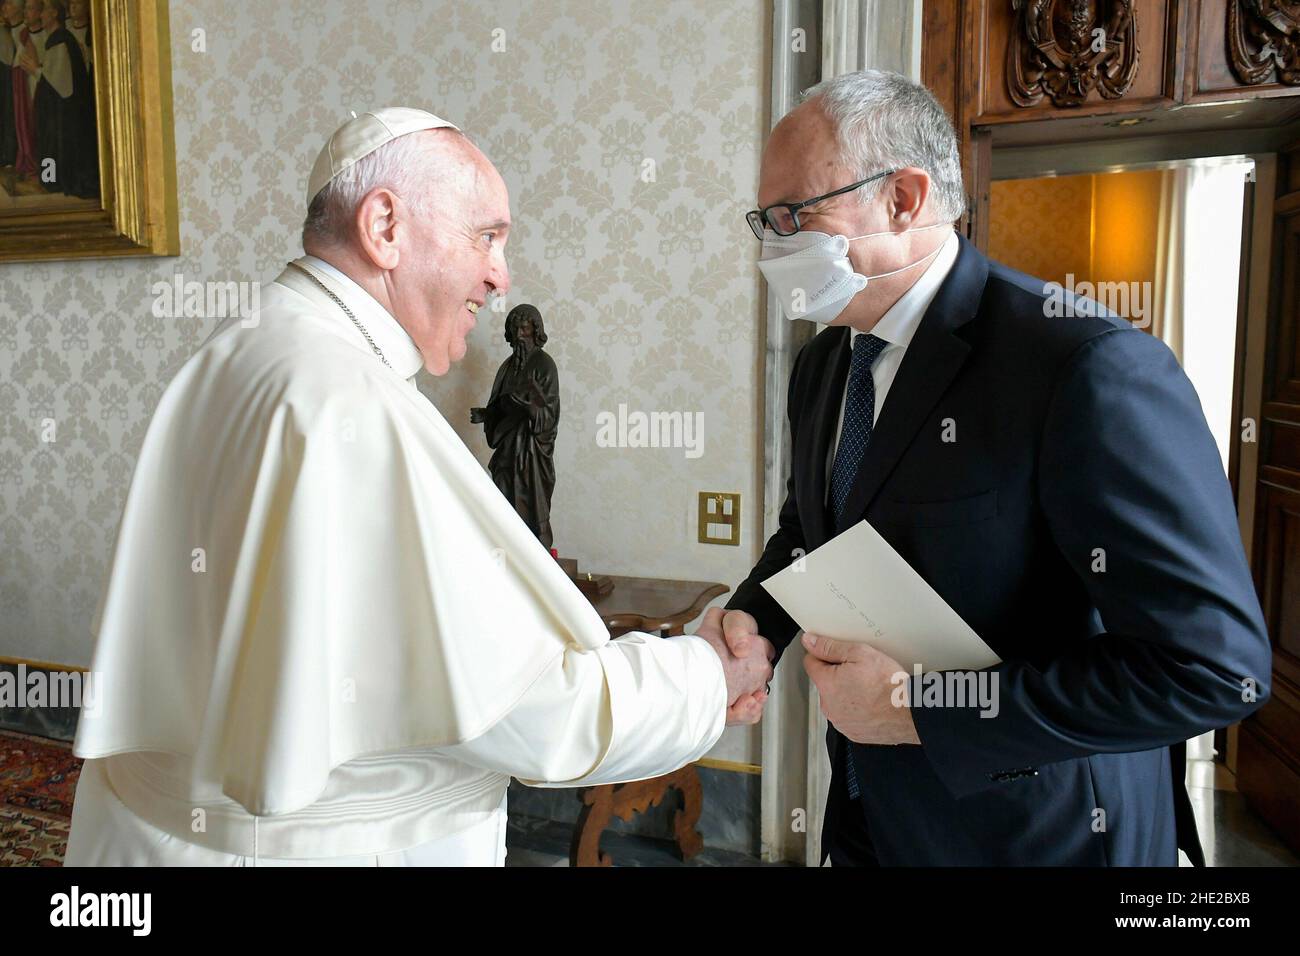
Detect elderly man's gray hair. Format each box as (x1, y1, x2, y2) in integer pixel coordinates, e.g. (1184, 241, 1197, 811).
(301, 127, 468, 248)
(801, 70, 966, 224)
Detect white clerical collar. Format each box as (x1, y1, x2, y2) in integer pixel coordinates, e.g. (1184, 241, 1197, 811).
(295, 255, 425, 380)
(851, 230, 960, 350)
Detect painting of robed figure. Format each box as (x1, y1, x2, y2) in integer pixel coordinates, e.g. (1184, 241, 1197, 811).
(0, 0, 176, 262)
(1, 0, 99, 207)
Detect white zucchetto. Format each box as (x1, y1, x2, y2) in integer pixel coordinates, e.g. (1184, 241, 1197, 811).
(305, 107, 460, 207)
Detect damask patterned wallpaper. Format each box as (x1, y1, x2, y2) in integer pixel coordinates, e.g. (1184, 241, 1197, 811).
(988, 173, 1094, 285)
(0, 0, 768, 763)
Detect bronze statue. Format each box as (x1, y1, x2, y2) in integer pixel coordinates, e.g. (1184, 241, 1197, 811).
(471, 304, 560, 550)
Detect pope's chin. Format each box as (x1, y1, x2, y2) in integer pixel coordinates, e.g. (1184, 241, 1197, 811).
(422, 335, 471, 376)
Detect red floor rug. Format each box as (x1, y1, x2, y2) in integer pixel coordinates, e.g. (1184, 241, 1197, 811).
(0, 730, 81, 866)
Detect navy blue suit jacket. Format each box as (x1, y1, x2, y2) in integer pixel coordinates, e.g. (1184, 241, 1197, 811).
(727, 235, 1272, 866)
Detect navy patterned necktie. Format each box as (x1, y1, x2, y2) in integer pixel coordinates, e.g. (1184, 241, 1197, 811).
(827, 332, 888, 802)
(829, 333, 889, 527)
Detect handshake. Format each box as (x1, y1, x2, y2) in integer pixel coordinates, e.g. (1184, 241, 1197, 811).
(692, 608, 776, 726)
(689, 608, 921, 745)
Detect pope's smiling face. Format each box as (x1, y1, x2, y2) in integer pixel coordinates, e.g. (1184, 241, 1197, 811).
(387, 134, 511, 376)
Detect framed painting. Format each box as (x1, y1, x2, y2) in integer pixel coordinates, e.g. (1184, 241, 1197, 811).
(0, 0, 178, 261)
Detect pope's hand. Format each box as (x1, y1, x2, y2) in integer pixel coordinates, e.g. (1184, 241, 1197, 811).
(801, 633, 920, 745)
(694, 608, 774, 725)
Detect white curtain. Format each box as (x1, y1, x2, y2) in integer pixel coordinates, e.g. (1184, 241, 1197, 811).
(1152, 158, 1252, 865)
(1152, 160, 1252, 472)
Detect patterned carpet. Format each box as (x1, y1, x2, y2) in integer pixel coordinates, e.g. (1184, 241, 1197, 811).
(0, 730, 80, 866)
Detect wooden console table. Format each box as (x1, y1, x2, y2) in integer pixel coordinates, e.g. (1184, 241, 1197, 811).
(569, 575, 728, 867)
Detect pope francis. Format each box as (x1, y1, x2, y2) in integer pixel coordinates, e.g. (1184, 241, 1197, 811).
(64, 108, 773, 866)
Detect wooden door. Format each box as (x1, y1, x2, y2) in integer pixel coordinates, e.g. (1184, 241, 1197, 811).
(1239, 141, 1300, 853)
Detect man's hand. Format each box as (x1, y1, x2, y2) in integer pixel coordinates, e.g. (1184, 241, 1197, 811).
(801, 633, 920, 745)
(694, 608, 774, 725)
(718, 609, 777, 725)
(719, 609, 776, 662)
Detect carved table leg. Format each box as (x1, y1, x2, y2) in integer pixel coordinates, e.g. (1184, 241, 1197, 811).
(667, 764, 705, 860)
(570, 767, 706, 866)
(571, 785, 615, 867)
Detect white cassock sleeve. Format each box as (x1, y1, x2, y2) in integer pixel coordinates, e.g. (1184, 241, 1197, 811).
(443, 632, 727, 787)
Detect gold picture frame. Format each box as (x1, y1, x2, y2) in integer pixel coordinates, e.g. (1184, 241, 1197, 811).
(0, 0, 178, 262)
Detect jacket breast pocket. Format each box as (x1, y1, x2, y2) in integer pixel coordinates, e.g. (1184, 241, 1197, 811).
(872, 489, 999, 529)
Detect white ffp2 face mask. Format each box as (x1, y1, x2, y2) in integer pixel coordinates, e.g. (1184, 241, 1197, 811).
(757, 223, 950, 323)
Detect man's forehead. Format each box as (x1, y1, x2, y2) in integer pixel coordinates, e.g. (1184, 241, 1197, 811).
(457, 143, 506, 208)
(469, 163, 511, 225)
(758, 102, 852, 204)
(758, 150, 850, 206)
(435, 139, 509, 225)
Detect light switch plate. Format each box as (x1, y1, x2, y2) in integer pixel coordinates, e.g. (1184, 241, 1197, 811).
(698, 492, 741, 546)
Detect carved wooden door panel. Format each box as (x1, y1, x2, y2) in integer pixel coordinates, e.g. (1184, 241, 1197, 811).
(1240, 139, 1300, 854)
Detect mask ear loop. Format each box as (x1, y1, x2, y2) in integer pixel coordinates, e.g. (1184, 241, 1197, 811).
(844, 221, 953, 243)
(861, 241, 947, 281)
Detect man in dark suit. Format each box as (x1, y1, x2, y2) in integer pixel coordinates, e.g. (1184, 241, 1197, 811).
(723, 70, 1272, 866)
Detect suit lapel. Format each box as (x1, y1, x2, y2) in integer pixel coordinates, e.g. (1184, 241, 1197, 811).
(796, 327, 851, 549)
(833, 236, 990, 534)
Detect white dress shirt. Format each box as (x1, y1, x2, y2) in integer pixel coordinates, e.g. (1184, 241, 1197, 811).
(825, 231, 960, 499)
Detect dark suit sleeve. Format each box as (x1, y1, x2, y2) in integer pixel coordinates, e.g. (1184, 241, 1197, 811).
(912, 328, 1272, 799)
(725, 346, 808, 661)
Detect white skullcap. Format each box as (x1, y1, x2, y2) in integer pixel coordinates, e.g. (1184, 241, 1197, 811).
(305, 107, 460, 207)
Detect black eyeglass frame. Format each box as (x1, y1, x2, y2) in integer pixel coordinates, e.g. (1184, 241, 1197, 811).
(745, 169, 898, 240)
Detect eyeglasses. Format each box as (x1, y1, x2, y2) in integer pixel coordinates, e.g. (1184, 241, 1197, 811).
(745, 169, 897, 240)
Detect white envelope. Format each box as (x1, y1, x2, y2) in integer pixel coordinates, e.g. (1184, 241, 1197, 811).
(760, 519, 1001, 672)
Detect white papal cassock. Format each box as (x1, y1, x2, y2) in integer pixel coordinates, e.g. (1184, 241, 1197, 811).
(65, 256, 726, 866)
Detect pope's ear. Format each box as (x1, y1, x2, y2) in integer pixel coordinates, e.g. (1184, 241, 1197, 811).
(355, 187, 401, 271)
